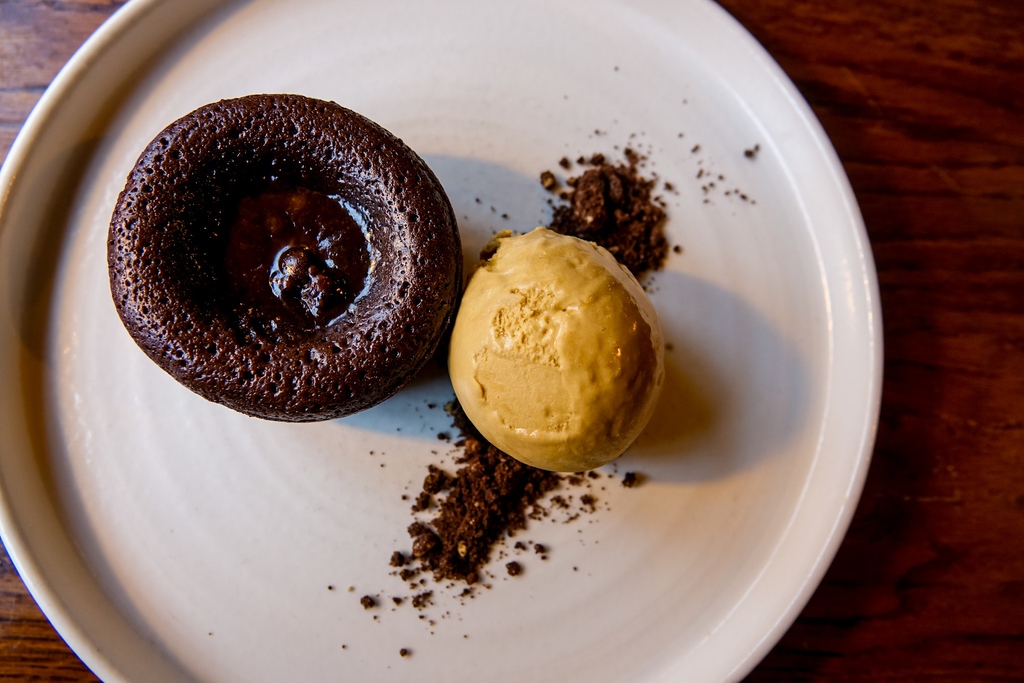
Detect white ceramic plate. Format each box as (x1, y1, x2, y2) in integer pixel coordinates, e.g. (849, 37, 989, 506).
(0, 0, 881, 681)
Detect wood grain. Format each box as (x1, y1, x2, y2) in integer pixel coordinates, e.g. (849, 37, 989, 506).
(1, 0, 1022, 680)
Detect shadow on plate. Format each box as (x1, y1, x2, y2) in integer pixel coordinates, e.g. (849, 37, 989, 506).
(621, 271, 813, 484)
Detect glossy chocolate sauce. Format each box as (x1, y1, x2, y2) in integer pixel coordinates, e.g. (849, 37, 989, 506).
(224, 185, 372, 330)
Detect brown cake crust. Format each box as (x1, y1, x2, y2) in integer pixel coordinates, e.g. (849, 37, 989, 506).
(107, 94, 461, 421)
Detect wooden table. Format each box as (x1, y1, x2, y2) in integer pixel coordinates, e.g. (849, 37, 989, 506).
(1, 0, 1021, 680)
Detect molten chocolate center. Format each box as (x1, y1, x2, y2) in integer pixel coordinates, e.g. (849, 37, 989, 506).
(224, 185, 372, 330)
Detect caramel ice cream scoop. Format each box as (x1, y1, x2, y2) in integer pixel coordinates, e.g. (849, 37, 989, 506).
(448, 227, 664, 471)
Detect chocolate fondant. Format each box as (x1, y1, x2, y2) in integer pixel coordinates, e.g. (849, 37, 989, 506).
(108, 94, 462, 421)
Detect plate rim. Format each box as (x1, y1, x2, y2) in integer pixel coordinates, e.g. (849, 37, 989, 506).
(693, 1, 883, 678)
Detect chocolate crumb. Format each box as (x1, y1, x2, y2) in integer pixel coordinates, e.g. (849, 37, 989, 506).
(390, 552, 406, 568)
(392, 596, 404, 605)
(533, 543, 546, 555)
(412, 591, 433, 609)
(546, 150, 667, 277)
(398, 403, 561, 587)
(360, 595, 376, 609)
(514, 541, 527, 551)
(559, 157, 572, 169)
(622, 472, 641, 488)
(540, 170, 557, 190)
(422, 465, 451, 494)
(412, 490, 432, 511)
(400, 648, 410, 657)
(411, 526, 440, 557)
(506, 561, 522, 576)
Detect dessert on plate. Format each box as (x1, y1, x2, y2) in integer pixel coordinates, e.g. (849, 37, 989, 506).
(108, 94, 462, 421)
(448, 227, 664, 472)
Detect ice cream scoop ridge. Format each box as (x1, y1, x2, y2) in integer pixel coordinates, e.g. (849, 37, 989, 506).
(448, 227, 664, 472)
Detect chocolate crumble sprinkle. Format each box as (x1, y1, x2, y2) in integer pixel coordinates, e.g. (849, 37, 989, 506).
(422, 465, 451, 494)
(411, 591, 433, 609)
(401, 404, 559, 585)
(544, 149, 668, 277)
(412, 490, 432, 511)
